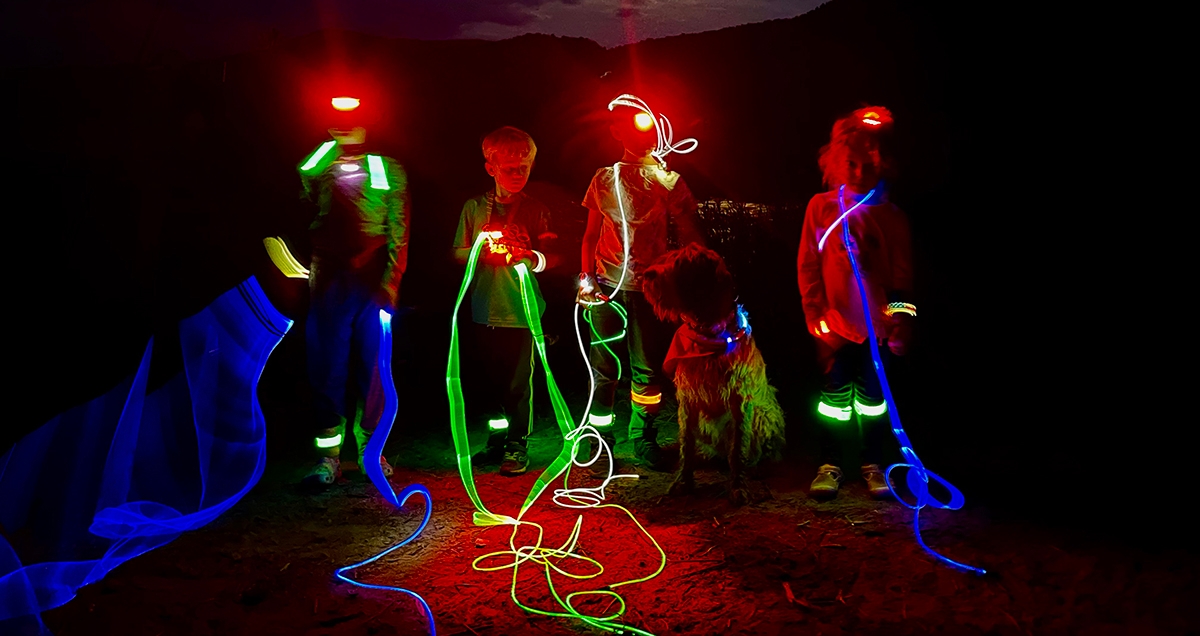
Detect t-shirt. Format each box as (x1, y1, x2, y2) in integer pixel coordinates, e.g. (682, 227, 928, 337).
(453, 192, 553, 328)
(582, 162, 696, 291)
(300, 150, 410, 303)
(796, 189, 912, 344)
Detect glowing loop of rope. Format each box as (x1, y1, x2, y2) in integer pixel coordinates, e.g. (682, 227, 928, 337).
(335, 309, 437, 635)
(445, 233, 666, 634)
(836, 184, 985, 574)
(607, 94, 698, 166)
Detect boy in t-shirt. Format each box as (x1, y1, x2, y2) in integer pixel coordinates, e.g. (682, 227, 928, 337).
(577, 99, 706, 470)
(452, 126, 557, 476)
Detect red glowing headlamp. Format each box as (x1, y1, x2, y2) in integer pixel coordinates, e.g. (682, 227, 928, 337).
(331, 96, 360, 111)
(633, 112, 655, 132)
(854, 107, 893, 131)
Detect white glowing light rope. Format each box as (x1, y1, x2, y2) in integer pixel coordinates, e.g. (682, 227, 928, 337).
(606, 94, 698, 168)
(817, 188, 877, 252)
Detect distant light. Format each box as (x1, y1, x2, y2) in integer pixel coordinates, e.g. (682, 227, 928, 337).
(633, 112, 654, 131)
(332, 97, 360, 111)
(340, 163, 360, 172)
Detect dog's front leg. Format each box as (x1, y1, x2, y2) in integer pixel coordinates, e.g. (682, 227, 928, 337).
(668, 402, 697, 496)
(727, 395, 750, 506)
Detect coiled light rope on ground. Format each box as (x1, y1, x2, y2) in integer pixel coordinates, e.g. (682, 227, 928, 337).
(446, 233, 667, 634)
(834, 184, 985, 574)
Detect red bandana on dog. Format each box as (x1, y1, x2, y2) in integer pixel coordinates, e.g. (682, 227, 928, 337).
(663, 305, 751, 380)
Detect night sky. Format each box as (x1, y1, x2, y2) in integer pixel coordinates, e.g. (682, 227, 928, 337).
(1, 0, 826, 66)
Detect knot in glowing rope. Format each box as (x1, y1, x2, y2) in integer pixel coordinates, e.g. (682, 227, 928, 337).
(607, 94, 698, 167)
(835, 185, 984, 575)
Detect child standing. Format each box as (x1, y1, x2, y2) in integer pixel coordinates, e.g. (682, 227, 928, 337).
(452, 127, 557, 476)
(797, 106, 914, 499)
(298, 96, 410, 487)
(577, 98, 706, 470)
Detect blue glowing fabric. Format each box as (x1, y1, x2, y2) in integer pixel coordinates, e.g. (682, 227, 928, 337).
(0, 277, 291, 632)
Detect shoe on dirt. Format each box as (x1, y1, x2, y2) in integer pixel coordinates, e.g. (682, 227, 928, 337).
(302, 457, 341, 487)
(473, 443, 505, 466)
(500, 443, 529, 476)
(809, 464, 843, 498)
(633, 436, 669, 471)
(861, 464, 893, 499)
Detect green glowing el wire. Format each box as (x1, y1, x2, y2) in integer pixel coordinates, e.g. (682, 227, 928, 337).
(446, 233, 667, 634)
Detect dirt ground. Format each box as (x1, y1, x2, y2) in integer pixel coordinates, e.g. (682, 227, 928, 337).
(39, 400, 1198, 636)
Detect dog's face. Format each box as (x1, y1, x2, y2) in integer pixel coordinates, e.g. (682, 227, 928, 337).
(643, 244, 736, 325)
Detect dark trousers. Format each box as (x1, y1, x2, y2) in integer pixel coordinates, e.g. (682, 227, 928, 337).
(587, 286, 672, 439)
(307, 267, 386, 452)
(472, 323, 534, 448)
(815, 335, 892, 468)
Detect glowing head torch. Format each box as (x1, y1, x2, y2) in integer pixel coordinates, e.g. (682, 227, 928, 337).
(331, 96, 361, 111)
(853, 106, 894, 131)
(606, 93, 698, 167)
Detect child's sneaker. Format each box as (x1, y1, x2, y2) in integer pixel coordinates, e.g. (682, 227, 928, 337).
(633, 436, 668, 471)
(302, 457, 341, 487)
(473, 443, 505, 466)
(861, 464, 893, 499)
(359, 453, 394, 478)
(809, 464, 843, 498)
(500, 443, 529, 476)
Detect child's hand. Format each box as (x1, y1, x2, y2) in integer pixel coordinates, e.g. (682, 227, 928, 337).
(507, 246, 535, 268)
(806, 316, 830, 338)
(887, 315, 913, 356)
(480, 249, 509, 267)
(576, 273, 607, 305)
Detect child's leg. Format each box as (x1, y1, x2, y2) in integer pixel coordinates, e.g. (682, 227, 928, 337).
(855, 342, 893, 469)
(498, 328, 535, 448)
(811, 335, 856, 495)
(585, 285, 626, 437)
(472, 323, 513, 451)
(624, 290, 672, 468)
(306, 272, 356, 461)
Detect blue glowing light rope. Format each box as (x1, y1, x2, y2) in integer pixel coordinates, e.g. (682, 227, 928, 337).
(334, 308, 436, 635)
(836, 184, 985, 575)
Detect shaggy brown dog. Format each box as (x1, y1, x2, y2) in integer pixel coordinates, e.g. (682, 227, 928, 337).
(642, 244, 786, 505)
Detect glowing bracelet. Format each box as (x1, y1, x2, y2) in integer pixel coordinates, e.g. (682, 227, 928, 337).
(532, 250, 546, 273)
(884, 302, 917, 318)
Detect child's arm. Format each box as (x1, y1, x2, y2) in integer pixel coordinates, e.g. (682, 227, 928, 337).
(532, 203, 560, 271)
(669, 178, 706, 248)
(888, 207, 914, 299)
(381, 161, 410, 309)
(797, 196, 829, 338)
(580, 206, 602, 275)
(452, 200, 475, 265)
(886, 206, 915, 355)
